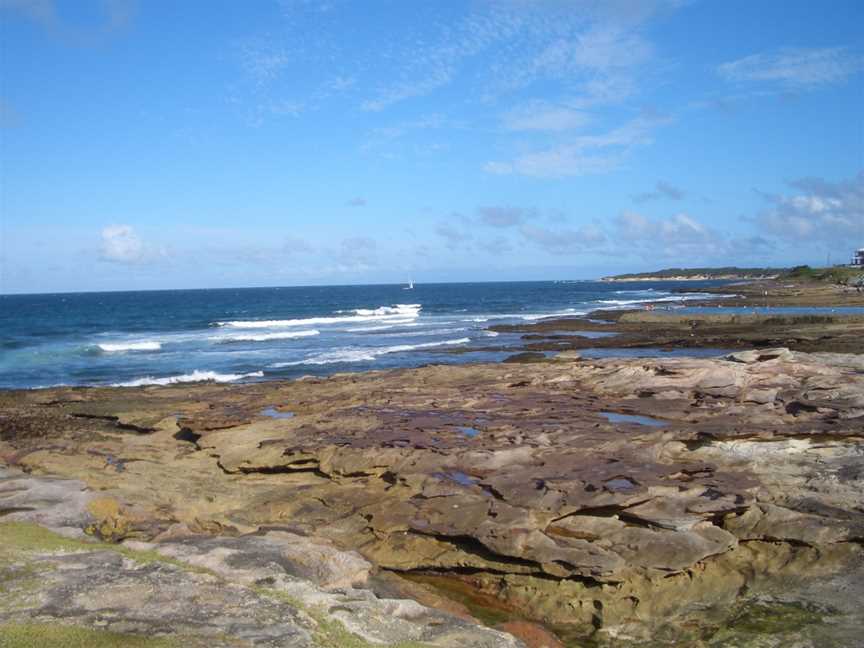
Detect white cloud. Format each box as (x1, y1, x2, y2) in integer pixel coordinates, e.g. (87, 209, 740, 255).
(756, 171, 864, 243)
(611, 211, 761, 261)
(100, 225, 166, 265)
(718, 47, 864, 89)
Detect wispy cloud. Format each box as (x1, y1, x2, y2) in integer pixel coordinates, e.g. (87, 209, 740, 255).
(435, 220, 472, 251)
(520, 223, 606, 255)
(346, 197, 367, 207)
(500, 100, 590, 132)
(369, 114, 451, 141)
(477, 206, 536, 228)
(485, 114, 669, 178)
(718, 47, 864, 89)
(477, 235, 513, 256)
(0, 0, 135, 42)
(631, 180, 685, 203)
(333, 236, 377, 271)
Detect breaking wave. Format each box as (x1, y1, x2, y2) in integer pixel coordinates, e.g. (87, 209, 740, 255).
(96, 341, 162, 353)
(210, 330, 320, 343)
(216, 304, 422, 329)
(596, 293, 727, 307)
(113, 370, 263, 387)
(271, 337, 470, 367)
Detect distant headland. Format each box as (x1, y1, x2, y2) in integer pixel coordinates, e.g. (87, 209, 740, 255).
(601, 267, 784, 282)
(603, 265, 864, 286)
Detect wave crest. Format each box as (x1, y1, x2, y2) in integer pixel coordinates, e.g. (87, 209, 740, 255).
(209, 330, 320, 343)
(97, 341, 162, 353)
(271, 337, 470, 367)
(216, 304, 422, 329)
(113, 370, 263, 387)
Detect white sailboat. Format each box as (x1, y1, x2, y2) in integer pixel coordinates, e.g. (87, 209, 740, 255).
(404, 279, 414, 290)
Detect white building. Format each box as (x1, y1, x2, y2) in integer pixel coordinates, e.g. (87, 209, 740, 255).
(852, 248, 864, 267)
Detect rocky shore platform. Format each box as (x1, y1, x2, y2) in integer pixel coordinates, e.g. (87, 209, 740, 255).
(2, 338, 864, 646)
(477, 279, 864, 359)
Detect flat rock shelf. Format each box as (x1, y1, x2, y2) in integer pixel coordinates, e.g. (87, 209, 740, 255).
(2, 347, 863, 646)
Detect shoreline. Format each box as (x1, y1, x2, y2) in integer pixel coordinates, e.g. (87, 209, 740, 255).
(466, 278, 864, 360)
(6, 278, 864, 395)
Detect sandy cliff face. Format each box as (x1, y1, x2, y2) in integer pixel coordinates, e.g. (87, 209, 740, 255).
(2, 349, 863, 646)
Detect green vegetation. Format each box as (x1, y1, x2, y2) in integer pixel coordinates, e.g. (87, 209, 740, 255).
(0, 624, 177, 648)
(0, 521, 208, 574)
(1, 523, 429, 648)
(255, 587, 430, 648)
(785, 265, 864, 285)
(603, 267, 785, 281)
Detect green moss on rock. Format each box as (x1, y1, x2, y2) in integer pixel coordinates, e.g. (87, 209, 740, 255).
(0, 623, 177, 648)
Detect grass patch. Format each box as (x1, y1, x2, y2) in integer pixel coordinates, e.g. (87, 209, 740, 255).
(0, 623, 176, 648)
(786, 265, 864, 285)
(0, 522, 213, 576)
(2, 523, 429, 648)
(0, 522, 95, 556)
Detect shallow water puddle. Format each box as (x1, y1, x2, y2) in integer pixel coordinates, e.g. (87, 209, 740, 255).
(438, 471, 479, 487)
(260, 407, 295, 419)
(458, 426, 481, 438)
(561, 330, 620, 339)
(601, 411, 667, 427)
(604, 476, 638, 492)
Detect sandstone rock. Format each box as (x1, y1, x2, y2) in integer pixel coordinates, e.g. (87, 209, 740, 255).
(726, 347, 794, 364)
(3, 348, 863, 644)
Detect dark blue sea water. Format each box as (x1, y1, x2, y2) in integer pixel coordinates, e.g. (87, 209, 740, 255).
(1, 281, 732, 389)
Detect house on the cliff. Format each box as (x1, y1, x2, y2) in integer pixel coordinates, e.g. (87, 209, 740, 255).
(852, 248, 864, 267)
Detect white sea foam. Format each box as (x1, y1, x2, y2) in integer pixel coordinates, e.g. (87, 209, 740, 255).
(113, 370, 263, 387)
(521, 309, 586, 320)
(216, 304, 422, 329)
(463, 310, 583, 323)
(97, 341, 162, 352)
(378, 327, 468, 338)
(346, 320, 420, 332)
(210, 330, 320, 343)
(484, 331, 499, 337)
(271, 337, 470, 367)
(350, 304, 421, 317)
(597, 293, 724, 307)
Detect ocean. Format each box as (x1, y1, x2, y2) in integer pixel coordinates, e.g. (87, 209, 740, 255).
(0, 280, 728, 389)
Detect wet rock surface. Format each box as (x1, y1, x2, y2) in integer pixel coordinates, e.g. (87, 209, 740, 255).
(2, 348, 863, 645)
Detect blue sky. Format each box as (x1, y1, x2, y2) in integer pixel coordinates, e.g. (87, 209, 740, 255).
(1, 0, 863, 293)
